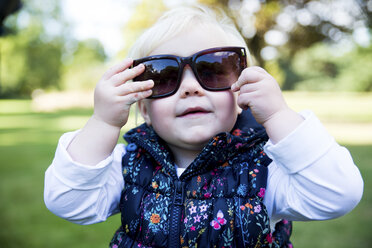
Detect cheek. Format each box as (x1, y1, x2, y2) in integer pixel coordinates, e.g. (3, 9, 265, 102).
(217, 92, 239, 116)
(148, 101, 173, 130)
(213, 92, 239, 130)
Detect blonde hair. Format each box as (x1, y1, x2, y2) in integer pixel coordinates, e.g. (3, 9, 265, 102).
(128, 4, 253, 65)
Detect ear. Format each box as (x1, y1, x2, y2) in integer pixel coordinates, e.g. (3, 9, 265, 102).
(137, 100, 151, 126)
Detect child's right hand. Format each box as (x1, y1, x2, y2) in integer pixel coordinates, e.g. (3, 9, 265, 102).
(93, 58, 154, 129)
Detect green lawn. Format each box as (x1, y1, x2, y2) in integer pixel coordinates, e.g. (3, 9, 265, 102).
(0, 93, 371, 247)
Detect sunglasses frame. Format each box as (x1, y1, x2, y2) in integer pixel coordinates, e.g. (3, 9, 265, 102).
(132, 46, 247, 98)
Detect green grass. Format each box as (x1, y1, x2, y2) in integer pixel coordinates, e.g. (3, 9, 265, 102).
(0, 93, 371, 247)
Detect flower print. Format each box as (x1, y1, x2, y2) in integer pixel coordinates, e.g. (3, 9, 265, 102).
(210, 210, 227, 230)
(204, 192, 212, 198)
(152, 181, 158, 189)
(266, 233, 273, 243)
(237, 184, 247, 196)
(254, 205, 261, 213)
(258, 188, 265, 198)
(232, 129, 242, 136)
(150, 213, 161, 224)
(245, 203, 253, 209)
(199, 204, 207, 212)
(240, 205, 245, 211)
(235, 143, 243, 149)
(190, 226, 196, 231)
(203, 214, 208, 220)
(112, 245, 118, 248)
(193, 215, 201, 223)
(254, 169, 259, 173)
(189, 205, 197, 214)
(197, 176, 202, 183)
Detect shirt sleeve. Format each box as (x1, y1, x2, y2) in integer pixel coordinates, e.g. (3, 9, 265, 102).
(263, 110, 364, 224)
(44, 130, 126, 225)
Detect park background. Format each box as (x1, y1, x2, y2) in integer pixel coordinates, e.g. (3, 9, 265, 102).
(0, 0, 371, 247)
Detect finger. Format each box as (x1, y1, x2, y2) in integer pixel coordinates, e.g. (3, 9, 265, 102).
(117, 80, 154, 96)
(237, 91, 256, 110)
(111, 64, 145, 86)
(231, 67, 267, 91)
(238, 82, 260, 94)
(249, 66, 269, 75)
(102, 58, 134, 80)
(120, 89, 153, 106)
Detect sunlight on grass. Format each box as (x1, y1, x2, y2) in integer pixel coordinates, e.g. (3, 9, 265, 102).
(284, 92, 372, 123)
(0, 100, 32, 114)
(323, 122, 372, 145)
(283, 92, 372, 145)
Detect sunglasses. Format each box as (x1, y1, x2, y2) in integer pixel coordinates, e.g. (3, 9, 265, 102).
(132, 46, 247, 98)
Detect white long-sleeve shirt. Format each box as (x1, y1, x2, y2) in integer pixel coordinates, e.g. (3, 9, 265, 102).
(44, 111, 363, 229)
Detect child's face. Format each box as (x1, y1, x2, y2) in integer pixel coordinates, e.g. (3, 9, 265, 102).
(139, 25, 241, 152)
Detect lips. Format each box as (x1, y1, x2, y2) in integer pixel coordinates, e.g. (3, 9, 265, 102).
(178, 107, 211, 117)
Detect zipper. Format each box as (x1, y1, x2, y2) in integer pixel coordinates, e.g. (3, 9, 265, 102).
(127, 128, 267, 247)
(129, 137, 185, 247)
(168, 180, 185, 248)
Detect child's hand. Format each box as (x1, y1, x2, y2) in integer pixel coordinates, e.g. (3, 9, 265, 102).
(231, 66, 303, 143)
(231, 66, 288, 125)
(93, 58, 154, 128)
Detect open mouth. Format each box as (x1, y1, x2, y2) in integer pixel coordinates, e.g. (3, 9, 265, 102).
(178, 107, 211, 117)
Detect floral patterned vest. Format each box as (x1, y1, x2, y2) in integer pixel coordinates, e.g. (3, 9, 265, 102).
(110, 110, 293, 248)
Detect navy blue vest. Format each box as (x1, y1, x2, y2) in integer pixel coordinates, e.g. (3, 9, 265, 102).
(110, 110, 292, 247)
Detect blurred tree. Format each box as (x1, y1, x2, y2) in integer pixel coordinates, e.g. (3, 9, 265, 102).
(292, 42, 372, 91)
(1, 20, 64, 96)
(226, 0, 372, 90)
(60, 39, 106, 90)
(0, 0, 107, 97)
(0, 0, 67, 97)
(0, 0, 22, 35)
(118, 0, 167, 58)
(121, 0, 371, 91)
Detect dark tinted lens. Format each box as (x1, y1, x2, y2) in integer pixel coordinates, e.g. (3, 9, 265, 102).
(134, 59, 179, 97)
(195, 51, 241, 89)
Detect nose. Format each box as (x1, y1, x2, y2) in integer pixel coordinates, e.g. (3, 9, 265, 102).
(178, 66, 205, 98)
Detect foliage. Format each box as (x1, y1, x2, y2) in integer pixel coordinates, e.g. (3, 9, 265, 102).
(1, 22, 63, 96)
(118, 0, 167, 58)
(290, 43, 372, 91)
(119, 0, 372, 92)
(0, 0, 107, 97)
(60, 39, 106, 90)
(1, 0, 372, 98)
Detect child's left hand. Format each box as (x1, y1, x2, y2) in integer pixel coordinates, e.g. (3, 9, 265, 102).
(231, 66, 288, 125)
(231, 66, 304, 143)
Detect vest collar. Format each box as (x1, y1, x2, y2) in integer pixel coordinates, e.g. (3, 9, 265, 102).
(124, 110, 268, 181)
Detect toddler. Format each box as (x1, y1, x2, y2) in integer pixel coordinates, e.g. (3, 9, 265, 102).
(44, 5, 363, 248)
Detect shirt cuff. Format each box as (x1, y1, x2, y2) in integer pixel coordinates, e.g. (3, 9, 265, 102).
(51, 130, 123, 190)
(264, 110, 334, 174)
